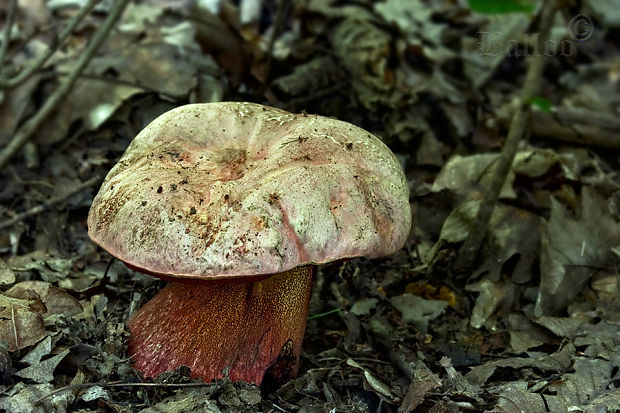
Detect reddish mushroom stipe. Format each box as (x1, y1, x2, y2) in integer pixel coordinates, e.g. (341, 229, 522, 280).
(128, 267, 313, 384)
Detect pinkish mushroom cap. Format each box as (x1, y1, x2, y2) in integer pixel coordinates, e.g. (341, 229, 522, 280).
(88, 102, 411, 280)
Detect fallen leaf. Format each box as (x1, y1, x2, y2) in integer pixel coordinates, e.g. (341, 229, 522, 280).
(548, 357, 619, 410)
(6, 281, 82, 317)
(466, 275, 516, 329)
(15, 349, 70, 383)
(21, 336, 53, 366)
(465, 342, 574, 387)
(349, 298, 378, 316)
(0, 382, 72, 413)
(488, 384, 555, 413)
(398, 362, 441, 413)
(391, 294, 447, 332)
(7, 250, 74, 283)
(81, 385, 109, 403)
(0, 292, 46, 351)
(141, 388, 221, 413)
(536, 187, 620, 315)
(347, 358, 394, 401)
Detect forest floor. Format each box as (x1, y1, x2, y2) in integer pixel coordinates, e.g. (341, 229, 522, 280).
(0, 0, 619, 412)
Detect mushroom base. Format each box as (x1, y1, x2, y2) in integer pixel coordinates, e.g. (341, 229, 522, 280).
(127, 266, 313, 385)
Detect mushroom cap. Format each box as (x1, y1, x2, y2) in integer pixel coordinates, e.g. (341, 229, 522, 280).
(88, 102, 411, 280)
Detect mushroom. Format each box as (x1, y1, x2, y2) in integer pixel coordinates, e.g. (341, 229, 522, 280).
(88, 102, 411, 385)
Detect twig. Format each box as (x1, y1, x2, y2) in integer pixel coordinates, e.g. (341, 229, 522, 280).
(0, 0, 18, 68)
(109, 382, 212, 388)
(263, 0, 287, 82)
(0, 0, 131, 172)
(501, 108, 620, 148)
(10, 304, 19, 350)
(0, 0, 100, 89)
(9, 165, 55, 188)
(453, 1, 558, 273)
(35, 380, 215, 404)
(0, 175, 100, 229)
(556, 107, 620, 130)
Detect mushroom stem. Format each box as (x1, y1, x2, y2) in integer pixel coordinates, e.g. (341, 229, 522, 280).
(127, 266, 313, 385)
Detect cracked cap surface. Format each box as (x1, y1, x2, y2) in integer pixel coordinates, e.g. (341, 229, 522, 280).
(88, 102, 411, 280)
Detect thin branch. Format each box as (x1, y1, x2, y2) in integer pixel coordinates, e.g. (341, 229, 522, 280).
(9, 165, 55, 188)
(36, 380, 215, 404)
(0, 0, 18, 68)
(109, 382, 212, 388)
(263, 0, 287, 82)
(0, 0, 131, 172)
(557, 107, 620, 130)
(0, 0, 100, 89)
(453, 1, 558, 273)
(505, 108, 620, 148)
(0, 175, 100, 229)
(10, 304, 19, 350)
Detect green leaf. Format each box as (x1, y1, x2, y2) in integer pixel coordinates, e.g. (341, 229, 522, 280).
(530, 96, 552, 112)
(468, 0, 535, 14)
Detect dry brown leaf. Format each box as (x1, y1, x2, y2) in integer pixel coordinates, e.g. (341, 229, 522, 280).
(6, 281, 82, 317)
(0, 303, 46, 352)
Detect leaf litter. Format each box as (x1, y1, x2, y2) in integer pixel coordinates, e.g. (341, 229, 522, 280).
(0, 0, 619, 411)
